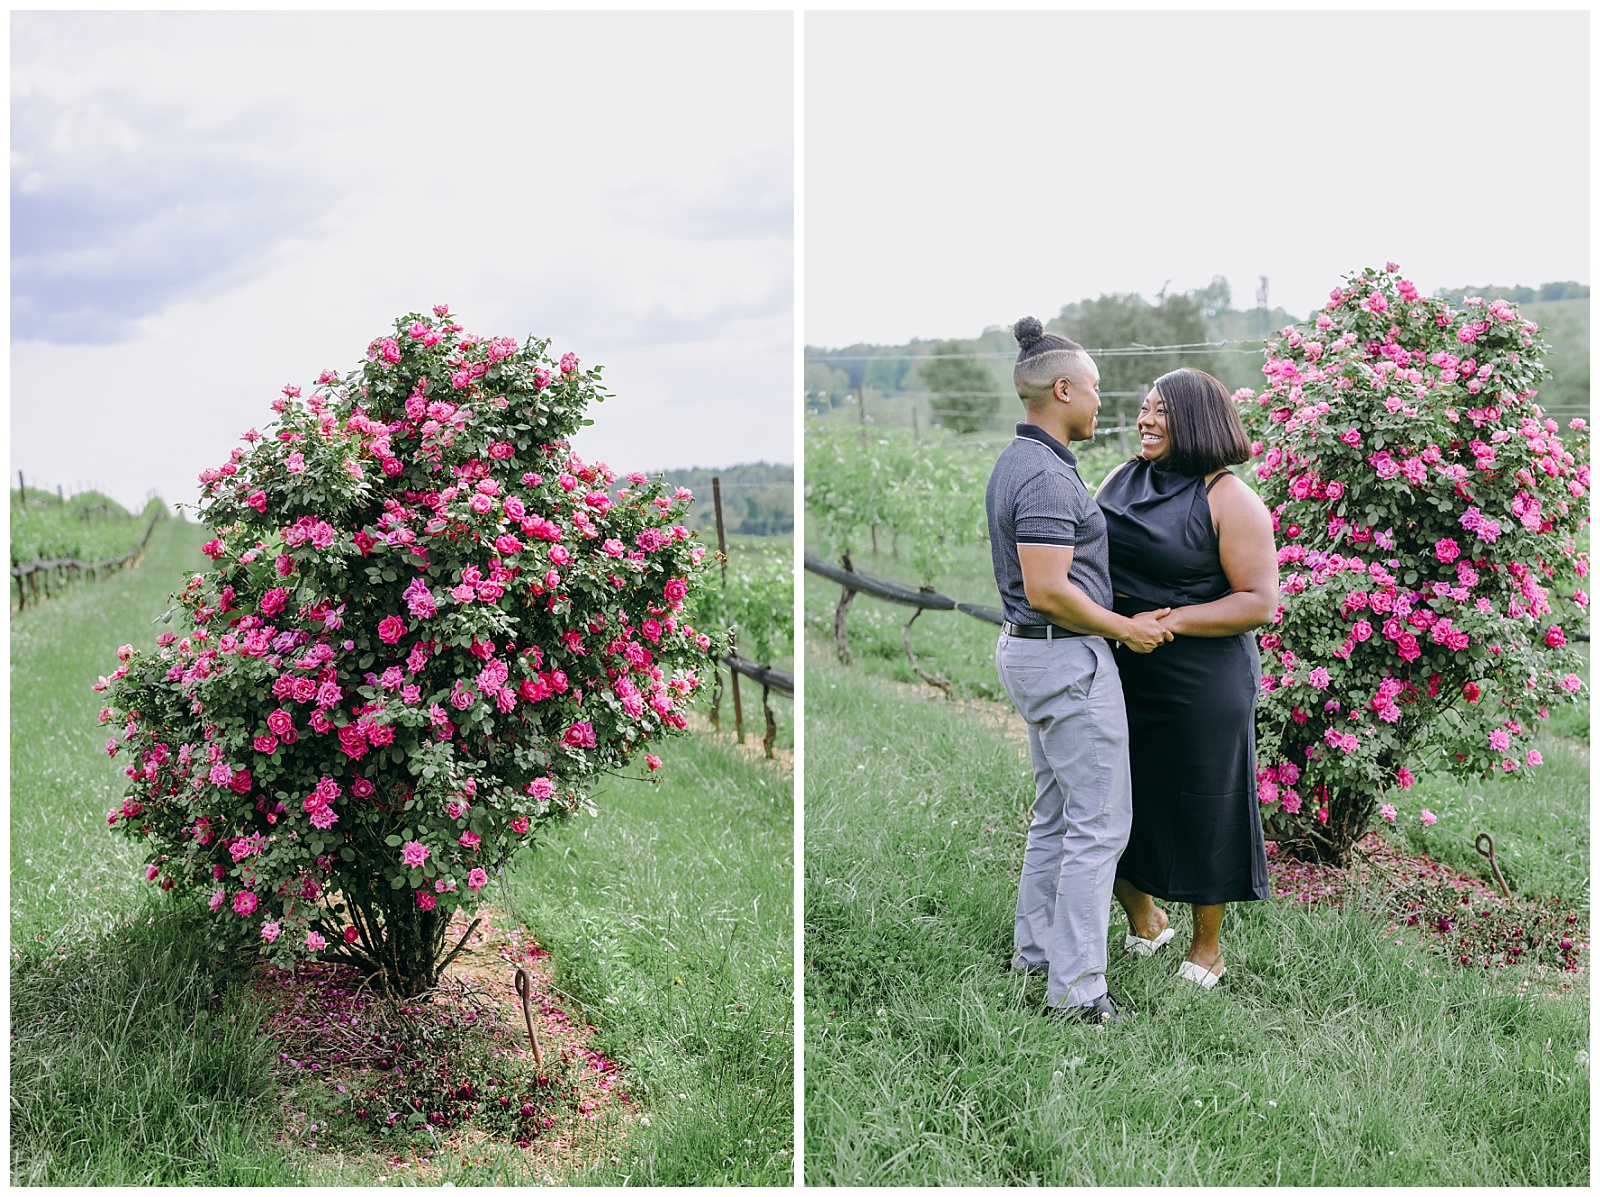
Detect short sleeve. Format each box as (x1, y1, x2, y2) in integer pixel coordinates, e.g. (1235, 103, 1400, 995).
(1013, 470, 1080, 547)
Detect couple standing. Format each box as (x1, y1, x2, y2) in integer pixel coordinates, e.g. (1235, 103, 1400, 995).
(985, 317, 1280, 1023)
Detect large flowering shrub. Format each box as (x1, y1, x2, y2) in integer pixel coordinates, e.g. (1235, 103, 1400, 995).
(99, 308, 714, 994)
(1239, 265, 1589, 862)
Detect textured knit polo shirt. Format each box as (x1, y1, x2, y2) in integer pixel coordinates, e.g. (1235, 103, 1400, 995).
(985, 422, 1114, 626)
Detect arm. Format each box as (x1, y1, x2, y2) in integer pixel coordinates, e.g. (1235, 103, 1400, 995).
(1156, 475, 1279, 638)
(1017, 543, 1172, 653)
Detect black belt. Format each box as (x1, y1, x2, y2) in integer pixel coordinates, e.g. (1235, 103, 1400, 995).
(1002, 621, 1082, 640)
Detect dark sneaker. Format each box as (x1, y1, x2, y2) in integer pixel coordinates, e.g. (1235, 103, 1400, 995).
(1046, 990, 1129, 1025)
(1010, 956, 1048, 977)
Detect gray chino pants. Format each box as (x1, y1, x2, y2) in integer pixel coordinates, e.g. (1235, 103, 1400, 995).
(995, 633, 1132, 1008)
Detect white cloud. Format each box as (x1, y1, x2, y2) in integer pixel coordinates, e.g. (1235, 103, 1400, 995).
(11, 10, 793, 510)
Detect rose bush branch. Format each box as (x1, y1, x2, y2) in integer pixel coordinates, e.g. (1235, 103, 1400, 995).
(99, 308, 716, 995)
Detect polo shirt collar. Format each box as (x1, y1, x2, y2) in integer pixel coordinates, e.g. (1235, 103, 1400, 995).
(1015, 422, 1077, 467)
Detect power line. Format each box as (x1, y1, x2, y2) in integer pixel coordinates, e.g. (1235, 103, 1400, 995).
(811, 389, 1147, 400)
(806, 339, 1270, 364)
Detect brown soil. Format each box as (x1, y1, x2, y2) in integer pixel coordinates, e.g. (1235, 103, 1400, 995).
(684, 709, 794, 769)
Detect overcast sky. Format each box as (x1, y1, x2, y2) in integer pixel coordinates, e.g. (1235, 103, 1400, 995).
(12, 11, 792, 511)
(806, 9, 1589, 348)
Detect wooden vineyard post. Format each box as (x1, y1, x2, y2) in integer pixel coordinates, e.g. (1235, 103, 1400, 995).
(713, 477, 744, 743)
(1124, 384, 1147, 456)
(859, 384, 878, 555)
(833, 550, 856, 664)
(761, 684, 776, 760)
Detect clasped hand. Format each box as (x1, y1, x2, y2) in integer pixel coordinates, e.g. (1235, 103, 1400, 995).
(1120, 607, 1175, 654)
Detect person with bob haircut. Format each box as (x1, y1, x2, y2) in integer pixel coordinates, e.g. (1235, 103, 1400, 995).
(1094, 367, 1279, 989)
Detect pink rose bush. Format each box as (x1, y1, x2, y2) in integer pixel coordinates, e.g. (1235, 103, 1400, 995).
(1240, 265, 1589, 861)
(100, 310, 713, 994)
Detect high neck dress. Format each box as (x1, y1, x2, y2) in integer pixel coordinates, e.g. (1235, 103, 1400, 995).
(1097, 457, 1270, 905)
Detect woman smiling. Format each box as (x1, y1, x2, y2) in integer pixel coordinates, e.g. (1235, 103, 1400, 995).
(1095, 368, 1279, 988)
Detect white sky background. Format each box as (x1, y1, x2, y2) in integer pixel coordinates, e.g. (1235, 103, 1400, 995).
(11, 11, 793, 512)
(805, 9, 1590, 348)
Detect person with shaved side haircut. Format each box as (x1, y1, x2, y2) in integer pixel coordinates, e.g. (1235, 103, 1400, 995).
(986, 317, 1171, 1024)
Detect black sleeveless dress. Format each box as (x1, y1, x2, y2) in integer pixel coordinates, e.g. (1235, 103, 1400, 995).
(1097, 458, 1270, 905)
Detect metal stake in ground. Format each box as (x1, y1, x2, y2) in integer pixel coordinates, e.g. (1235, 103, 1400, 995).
(712, 476, 744, 743)
(1475, 832, 1513, 900)
(514, 966, 546, 1071)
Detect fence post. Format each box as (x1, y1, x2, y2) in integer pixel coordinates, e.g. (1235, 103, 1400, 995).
(1126, 385, 1148, 456)
(17, 471, 24, 505)
(712, 477, 744, 743)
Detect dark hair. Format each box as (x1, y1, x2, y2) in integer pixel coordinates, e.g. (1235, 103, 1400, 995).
(1012, 315, 1083, 361)
(1148, 367, 1251, 475)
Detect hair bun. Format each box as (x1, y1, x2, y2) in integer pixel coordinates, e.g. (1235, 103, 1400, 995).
(1013, 316, 1045, 351)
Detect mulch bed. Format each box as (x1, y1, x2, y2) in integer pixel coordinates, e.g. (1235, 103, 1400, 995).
(1267, 833, 1586, 989)
(252, 907, 632, 1181)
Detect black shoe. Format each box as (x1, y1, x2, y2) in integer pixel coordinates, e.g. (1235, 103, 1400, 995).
(1046, 990, 1129, 1025)
(1010, 957, 1048, 978)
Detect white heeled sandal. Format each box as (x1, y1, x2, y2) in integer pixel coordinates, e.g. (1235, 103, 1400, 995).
(1177, 959, 1226, 989)
(1124, 926, 1176, 957)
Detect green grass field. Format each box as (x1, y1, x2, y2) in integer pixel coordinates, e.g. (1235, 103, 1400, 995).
(804, 652, 1589, 1185)
(803, 539, 1591, 1187)
(11, 517, 794, 1186)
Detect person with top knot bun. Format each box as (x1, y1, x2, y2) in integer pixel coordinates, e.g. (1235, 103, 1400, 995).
(985, 316, 1172, 1024)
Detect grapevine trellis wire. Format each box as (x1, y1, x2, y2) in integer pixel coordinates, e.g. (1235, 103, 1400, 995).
(804, 552, 1000, 693)
(706, 476, 793, 759)
(11, 509, 165, 610)
(806, 549, 1587, 696)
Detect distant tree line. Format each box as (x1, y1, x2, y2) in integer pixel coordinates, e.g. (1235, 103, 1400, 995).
(807, 274, 1589, 433)
(1434, 281, 1589, 304)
